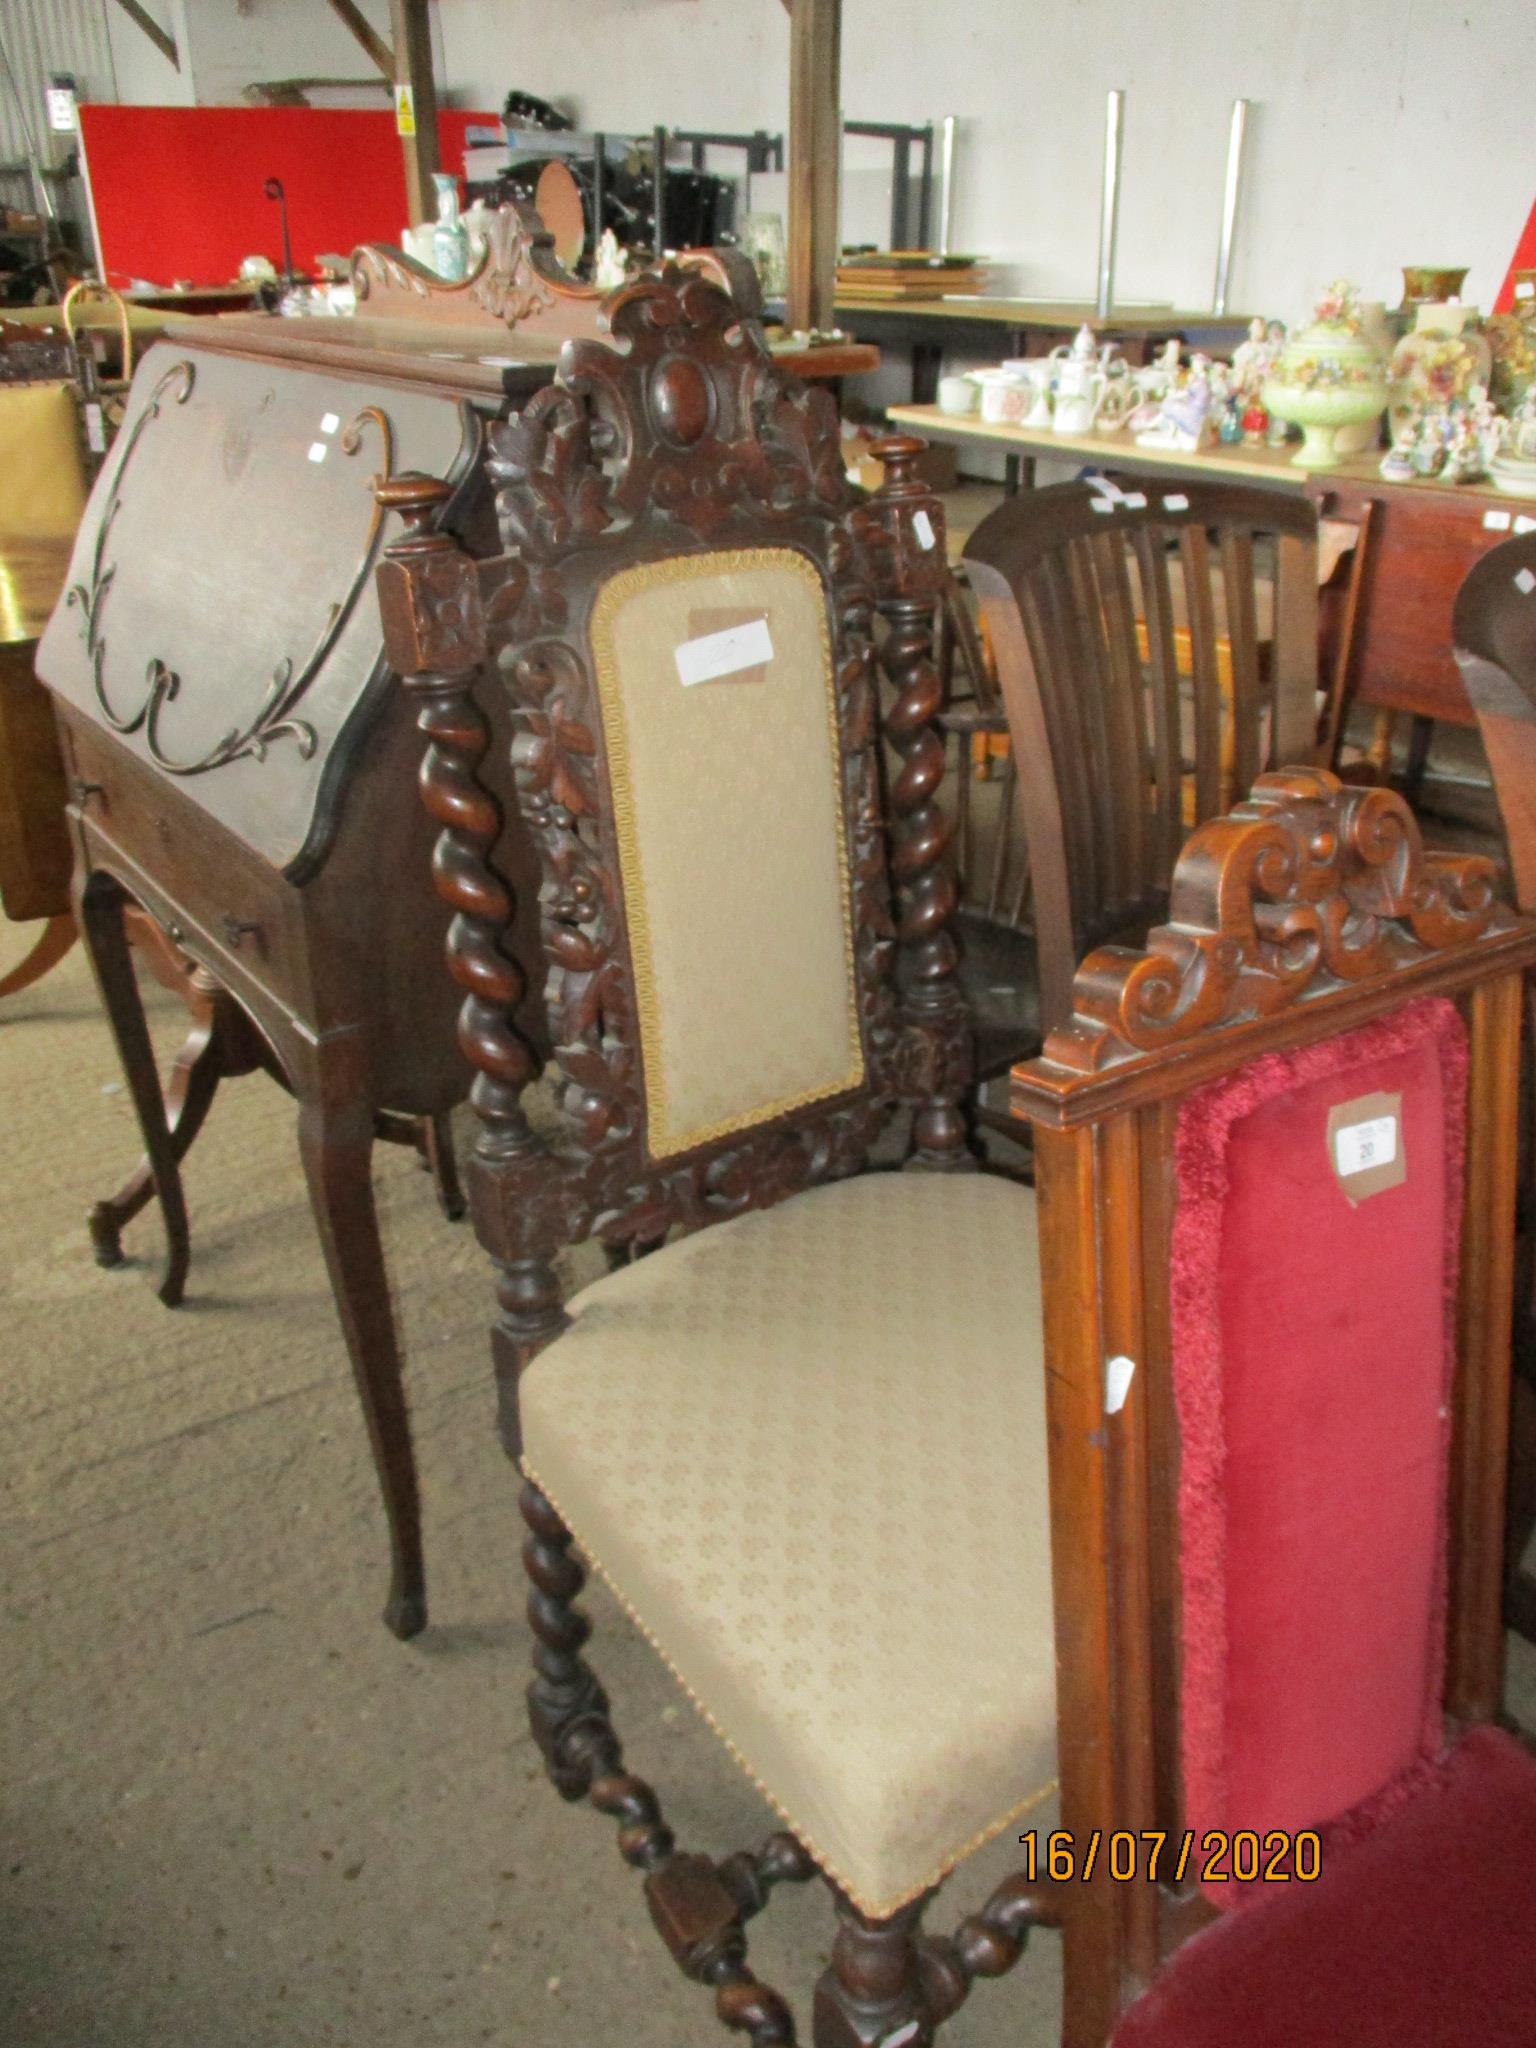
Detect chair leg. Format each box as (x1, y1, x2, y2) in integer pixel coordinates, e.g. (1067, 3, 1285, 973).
(420, 1110, 466, 1221)
(814, 1894, 933, 2048)
(89, 974, 226, 1273)
(296, 1091, 426, 1641)
(0, 911, 76, 999)
(76, 874, 191, 1308)
(519, 1478, 808, 2042)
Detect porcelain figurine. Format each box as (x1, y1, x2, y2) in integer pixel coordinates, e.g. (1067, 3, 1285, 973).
(1136, 356, 1215, 452)
(1241, 397, 1269, 445)
(1509, 386, 1536, 463)
(1230, 315, 1281, 399)
(594, 228, 628, 292)
(1409, 411, 1448, 478)
(431, 172, 469, 282)
(1262, 280, 1388, 468)
(1217, 393, 1245, 443)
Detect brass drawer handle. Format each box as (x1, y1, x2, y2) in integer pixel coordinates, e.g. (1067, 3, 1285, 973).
(71, 778, 104, 807)
(220, 914, 261, 950)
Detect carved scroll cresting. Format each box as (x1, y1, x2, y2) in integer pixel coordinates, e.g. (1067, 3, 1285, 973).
(1041, 769, 1505, 1074)
(350, 201, 600, 339)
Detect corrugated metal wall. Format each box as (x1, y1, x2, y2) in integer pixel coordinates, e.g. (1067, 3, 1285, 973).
(0, 0, 117, 241)
(0, 0, 116, 160)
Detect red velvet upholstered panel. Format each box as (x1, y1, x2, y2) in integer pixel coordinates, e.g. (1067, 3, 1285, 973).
(1170, 998, 1466, 1884)
(1109, 1726, 1536, 2048)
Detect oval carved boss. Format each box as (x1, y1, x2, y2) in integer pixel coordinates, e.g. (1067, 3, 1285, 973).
(648, 353, 714, 448)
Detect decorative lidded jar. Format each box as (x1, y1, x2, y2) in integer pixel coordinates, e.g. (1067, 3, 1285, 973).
(1262, 280, 1389, 468)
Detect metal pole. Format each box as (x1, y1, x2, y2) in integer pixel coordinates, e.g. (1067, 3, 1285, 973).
(652, 124, 668, 256)
(917, 122, 934, 249)
(1212, 96, 1249, 316)
(936, 115, 957, 256)
(1094, 89, 1124, 321)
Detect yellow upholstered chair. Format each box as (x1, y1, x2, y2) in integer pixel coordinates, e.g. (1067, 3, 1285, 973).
(375, 266, 1057, 2041)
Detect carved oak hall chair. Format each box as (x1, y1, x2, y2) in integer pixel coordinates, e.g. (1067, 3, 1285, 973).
(376, 266, 1060, 2043)
(952, 481, 1321, 1094)
(377, 265, 1536, 2043)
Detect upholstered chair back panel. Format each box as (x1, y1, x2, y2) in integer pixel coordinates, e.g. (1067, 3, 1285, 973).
(590, 547, 863, 1161)
(1168, 995, 1466, 1894)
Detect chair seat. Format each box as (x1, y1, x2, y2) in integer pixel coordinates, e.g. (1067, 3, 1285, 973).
(1110, 1726, 1536, 2048)
(520, 1170, 1056, 1920)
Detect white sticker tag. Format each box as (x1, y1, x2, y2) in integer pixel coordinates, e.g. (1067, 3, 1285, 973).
(1518, 281, 1535, 300)
(912, 507, 937, 551)
(1517, 567, 1536, 595)
(1162, 492, 1189, 512)
(675, 615, 774, 687)
(307, 440, 328, 463)
(84, 402, 106, 453)
(1334, 1114, 1398, 1178)
(1515, 515, 1536, 536)
(879, 2025, 922, 2048)
(1123, 491, 1147, 509)
(319, 411, 340, 434)
(1484, 509, 1513, 531)
(1089, 498, 1115, 514)
(1104, 1354, 1136, 1416)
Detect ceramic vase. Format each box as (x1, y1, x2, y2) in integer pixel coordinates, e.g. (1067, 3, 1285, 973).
(1262, 280, 1388, 469)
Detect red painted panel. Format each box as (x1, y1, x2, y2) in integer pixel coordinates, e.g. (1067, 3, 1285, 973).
(77, 103, 499, 288)
(1494, 193, 1536, 313)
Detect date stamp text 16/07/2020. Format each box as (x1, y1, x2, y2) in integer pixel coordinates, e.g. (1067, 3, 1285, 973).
(1016, 1830, 1322, 1885)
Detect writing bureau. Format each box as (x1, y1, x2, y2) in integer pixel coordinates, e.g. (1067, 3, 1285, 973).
(35, 325, 550, 1639)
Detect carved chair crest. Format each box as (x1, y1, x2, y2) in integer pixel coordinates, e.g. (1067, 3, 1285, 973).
(1036, 768, 1505, 1077)
(450, 266, 964, 1268)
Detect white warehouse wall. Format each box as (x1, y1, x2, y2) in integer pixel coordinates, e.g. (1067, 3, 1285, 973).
(97, 0, 1536, 331)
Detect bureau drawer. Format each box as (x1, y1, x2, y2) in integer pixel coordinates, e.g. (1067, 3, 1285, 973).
(60, 712, 309, 1005)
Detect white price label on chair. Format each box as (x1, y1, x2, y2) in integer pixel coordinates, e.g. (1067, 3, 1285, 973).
(912, 507, 937, 551)
(1334, 1113, 1397, 1178)
(675, 615, 774, 686)
(84, 402, 105, 453)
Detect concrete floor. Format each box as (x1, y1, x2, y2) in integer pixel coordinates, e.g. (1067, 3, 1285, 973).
(3, 940, 1533, 2048)
(0, 946, 1062, 2047)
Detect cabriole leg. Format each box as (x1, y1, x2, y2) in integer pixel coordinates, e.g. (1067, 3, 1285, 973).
(296, 1084, 426, 1640)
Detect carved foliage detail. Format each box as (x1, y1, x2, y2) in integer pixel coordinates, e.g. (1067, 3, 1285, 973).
(350, 202, 578, 328)
(470, 267, 939, 1264)
(1042, 769, 1506, 1073)
(487, 264, 847, 560)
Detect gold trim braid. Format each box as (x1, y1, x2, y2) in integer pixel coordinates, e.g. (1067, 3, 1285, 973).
(588, 547, 865, 1162)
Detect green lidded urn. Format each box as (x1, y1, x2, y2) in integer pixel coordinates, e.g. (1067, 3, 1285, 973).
(1263, 280, 1389, 468)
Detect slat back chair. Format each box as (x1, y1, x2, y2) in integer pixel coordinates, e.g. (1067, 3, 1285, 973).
(963, 482, 1320, 1035)
(1454, 531, 1536, 1649)
(1013, 768, 1535, 2046)
(375, 271, 1067, 2045)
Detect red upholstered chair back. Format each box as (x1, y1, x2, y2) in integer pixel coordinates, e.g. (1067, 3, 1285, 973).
(1012, 768, 1534, 2046)
(1169, 995, 1464, 1868)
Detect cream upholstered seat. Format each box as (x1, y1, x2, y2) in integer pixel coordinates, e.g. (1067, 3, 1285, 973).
(520, 1170, 1057, 1921)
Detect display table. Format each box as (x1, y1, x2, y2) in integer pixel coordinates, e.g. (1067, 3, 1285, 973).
(893, 401, 1536, 742)
(842, 298, 1256, 402)
(887, 400, 1328, 489)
